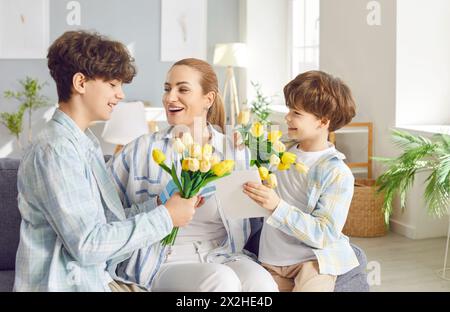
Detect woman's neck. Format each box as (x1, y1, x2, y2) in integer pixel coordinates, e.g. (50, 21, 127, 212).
(186, 119, 211, 145)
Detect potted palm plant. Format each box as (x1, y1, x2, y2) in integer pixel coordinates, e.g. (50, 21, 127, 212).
(374, 129, 450, 224)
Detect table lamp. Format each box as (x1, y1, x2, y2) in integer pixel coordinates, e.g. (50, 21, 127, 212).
(213, 42, 247, 126)
(101, 101, 149, 154)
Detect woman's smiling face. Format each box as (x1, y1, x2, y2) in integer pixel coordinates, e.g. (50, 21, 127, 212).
(163, 65, 213, 128)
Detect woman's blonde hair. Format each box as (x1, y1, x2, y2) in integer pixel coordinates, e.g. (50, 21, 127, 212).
(172, 58, 225, 133)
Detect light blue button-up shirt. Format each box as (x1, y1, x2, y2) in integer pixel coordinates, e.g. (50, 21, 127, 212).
(14, 109, 173, 291)
(265, 148, 359, 276)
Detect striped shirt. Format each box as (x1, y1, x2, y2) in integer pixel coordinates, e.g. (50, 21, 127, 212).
(107, 124, 255, 289)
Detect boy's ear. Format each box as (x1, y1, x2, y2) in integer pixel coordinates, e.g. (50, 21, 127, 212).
(319, 117, 330, 129)
(72, 72, 87, 95)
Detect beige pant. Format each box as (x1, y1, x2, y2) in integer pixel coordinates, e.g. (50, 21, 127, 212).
(109, 280, 148, 292)
(262, 261, 337, 292)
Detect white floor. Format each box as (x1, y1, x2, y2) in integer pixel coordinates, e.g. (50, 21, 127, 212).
(351, 232, 450, 292)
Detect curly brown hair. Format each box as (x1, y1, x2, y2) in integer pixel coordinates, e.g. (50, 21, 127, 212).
(284, 71, 356, 132)
(47, 30, 137, 102)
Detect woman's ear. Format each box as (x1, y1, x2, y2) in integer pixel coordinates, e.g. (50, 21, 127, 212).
(72, 72, 87, 95)
(205, 91, 215, 110)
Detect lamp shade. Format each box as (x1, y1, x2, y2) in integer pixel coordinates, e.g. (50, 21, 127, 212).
(213, 43, 247, 67)
(101, 101, 149, 145)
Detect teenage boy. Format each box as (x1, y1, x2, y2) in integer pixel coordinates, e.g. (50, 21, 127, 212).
(14, 31, 198, 292)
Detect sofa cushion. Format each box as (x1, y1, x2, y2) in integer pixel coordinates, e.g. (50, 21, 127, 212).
(0, 270, 15, 292)
(335, 244, 369, 292)
(0, 158, 21, 271)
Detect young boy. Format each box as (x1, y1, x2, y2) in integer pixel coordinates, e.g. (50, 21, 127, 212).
(243, 71, 359, 292)
(14, 30, 198, 292)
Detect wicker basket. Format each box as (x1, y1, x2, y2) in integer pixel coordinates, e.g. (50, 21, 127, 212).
(342, 178, 387, 237)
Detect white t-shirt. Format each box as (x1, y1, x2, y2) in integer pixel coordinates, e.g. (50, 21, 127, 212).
(259, 143, 337, 266)
(176, 196, 227, 244)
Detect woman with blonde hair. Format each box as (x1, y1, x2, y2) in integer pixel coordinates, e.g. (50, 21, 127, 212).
(107, 58, 278, 292)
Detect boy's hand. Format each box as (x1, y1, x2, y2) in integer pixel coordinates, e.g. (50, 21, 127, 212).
(164, 192, 198, 227)
(243, 182, 280, 211)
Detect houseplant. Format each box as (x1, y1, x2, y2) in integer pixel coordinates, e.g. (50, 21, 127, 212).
(2, 77, 51, 145)
(0, 106, 26, 148)
(374, 129, 450, 224)
(246, 81, 273, 126)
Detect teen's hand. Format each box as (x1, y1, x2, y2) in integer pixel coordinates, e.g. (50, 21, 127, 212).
(164, 193, 198, 227)
(243, 181, 280, 211)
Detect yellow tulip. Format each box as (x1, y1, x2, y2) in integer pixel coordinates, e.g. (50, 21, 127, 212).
(199, 159, 211, 173)
(181, 132, 194, 146)
(188, 143, 202, 158)
(210, 154, 221, 166)
(237, 109, 250, 125)
(222, 160, 235, 173)
(152, 149, 166, 165)
(295, 162, 309, 174)
(173, 138, 186, 154)
(277, 162, 291, 171)
(188, 158, 200, 172)
(182, 158, 190, 171)
(266, 173, 278, 188)
(212, 160, 235, 177)
(258, 166, 269, 181)
(202, 144, 213, 160)
(250, 122, 264, 138)
(269, 154, 281, 166)
(281, 152, 297, 165)
(268, 130, 282, 143)
(272, 140, 286, 153)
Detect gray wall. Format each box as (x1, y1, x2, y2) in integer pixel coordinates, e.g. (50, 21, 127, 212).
(0, 0, 240, 157)
(320, 0, 397, 175)
(320, 0, 448, 239)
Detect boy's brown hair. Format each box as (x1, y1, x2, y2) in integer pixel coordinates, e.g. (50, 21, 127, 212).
(283, 71, 356, 132)
(47, 30, 137, 102)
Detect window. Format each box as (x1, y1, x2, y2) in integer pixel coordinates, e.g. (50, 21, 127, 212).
(290, 0, 320, 78)
(396, 0, 450, 131)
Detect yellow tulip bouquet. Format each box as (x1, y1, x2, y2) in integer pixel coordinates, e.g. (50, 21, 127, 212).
(236, 110, 309, 188)
(152, 132, 235, 245)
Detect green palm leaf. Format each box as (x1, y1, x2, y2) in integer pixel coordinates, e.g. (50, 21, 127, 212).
(375, 130, 450, 224)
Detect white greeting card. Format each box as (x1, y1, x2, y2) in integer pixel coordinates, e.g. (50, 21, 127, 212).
(215, 169, 271, 219)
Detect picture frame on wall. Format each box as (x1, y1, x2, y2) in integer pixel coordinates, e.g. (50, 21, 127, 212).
(160, 0, 207, 62)
(0, 0, 49, 59)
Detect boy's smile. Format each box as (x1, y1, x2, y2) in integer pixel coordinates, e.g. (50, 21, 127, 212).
(107, 101, 118, 111)
(285, 107, 331, 151)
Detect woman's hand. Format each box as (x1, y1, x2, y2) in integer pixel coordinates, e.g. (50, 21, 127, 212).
(243, 181, 280, 211)
(195, 196, 205, 208)
(233, 131, 245, 150)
